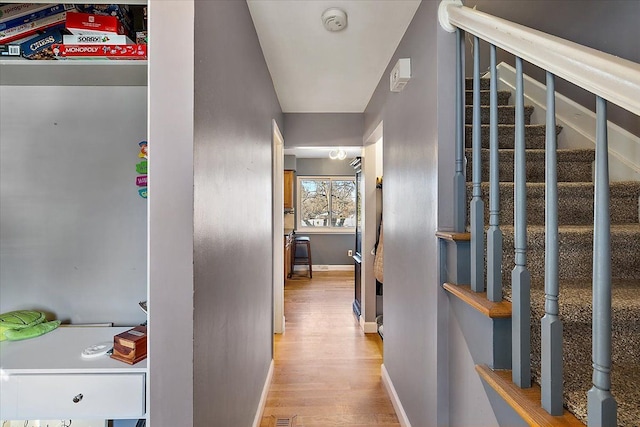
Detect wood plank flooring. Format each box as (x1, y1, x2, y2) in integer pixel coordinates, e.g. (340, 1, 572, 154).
(260, 271, 400, 427)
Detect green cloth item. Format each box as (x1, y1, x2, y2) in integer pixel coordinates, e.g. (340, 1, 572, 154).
(0, 310, 61, 341)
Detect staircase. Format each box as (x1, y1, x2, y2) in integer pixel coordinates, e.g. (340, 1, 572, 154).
(465, 78, 640, 425)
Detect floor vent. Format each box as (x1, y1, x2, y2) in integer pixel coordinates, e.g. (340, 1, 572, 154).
(272, 415, 296, 427)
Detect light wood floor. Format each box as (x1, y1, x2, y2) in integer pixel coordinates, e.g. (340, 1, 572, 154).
(260, 270, 400, 427)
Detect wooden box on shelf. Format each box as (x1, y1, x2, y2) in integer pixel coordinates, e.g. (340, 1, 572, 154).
(111, 325, 147, 365)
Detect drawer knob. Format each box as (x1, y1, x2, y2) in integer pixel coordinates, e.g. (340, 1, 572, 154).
(73, 393, 84, 403)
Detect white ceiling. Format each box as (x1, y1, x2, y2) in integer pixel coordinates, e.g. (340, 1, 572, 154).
(247, 0, 421, 113)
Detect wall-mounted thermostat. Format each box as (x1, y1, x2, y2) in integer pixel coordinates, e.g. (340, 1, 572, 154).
(390, 58, 411, 92)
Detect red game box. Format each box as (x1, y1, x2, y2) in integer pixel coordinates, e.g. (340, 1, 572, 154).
(65, 11, 126, 35)
(52, 43, 147, 59)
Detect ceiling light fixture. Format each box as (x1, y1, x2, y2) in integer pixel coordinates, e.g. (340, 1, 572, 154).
(329, 149, 347, 160)
(322, 7, 348, 32)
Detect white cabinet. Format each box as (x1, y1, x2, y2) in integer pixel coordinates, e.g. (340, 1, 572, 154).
(3, 374, 145, 419)
(0, 327, 147, 421)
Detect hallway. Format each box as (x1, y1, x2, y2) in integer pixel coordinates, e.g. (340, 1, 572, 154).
(260, 271, 399, 426)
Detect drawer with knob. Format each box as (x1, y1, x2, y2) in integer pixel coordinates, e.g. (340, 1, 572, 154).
(0, 373, 145, 420)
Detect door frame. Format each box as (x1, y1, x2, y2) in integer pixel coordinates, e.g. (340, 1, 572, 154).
(272, 120, 285, 334)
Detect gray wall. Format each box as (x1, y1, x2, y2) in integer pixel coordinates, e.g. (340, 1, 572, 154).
(284, 113, 363, 147)
(364, 2, 448, 425)
(193, 1, 282, 426)
(364, 1, 504, 425)
(466, 0, 640, 136)
(293, 158, 356, 266)
(296, 157, 356, 176)
(0, 85, 147, 326)
(284, 154, 297, 170)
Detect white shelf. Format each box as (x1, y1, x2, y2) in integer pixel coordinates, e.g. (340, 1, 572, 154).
(0, 59, 147, 86)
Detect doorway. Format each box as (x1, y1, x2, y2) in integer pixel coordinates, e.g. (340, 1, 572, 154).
(361, 121, 383, 333)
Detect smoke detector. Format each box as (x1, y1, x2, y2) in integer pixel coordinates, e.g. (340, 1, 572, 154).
(322, 8, 348, 32)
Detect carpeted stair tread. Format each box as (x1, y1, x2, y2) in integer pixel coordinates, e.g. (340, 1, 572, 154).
(529, 278, 640, 337)
(464, 124, 561, 149)
(465, 105, 535, 125)
(465, 90, 511, 105)
(467, 181, 640, 225)
(554, 362, 640, 427)
(527, 279, 640, 426)
(499, 224, 640, 280)
(465, 148, 594, 183)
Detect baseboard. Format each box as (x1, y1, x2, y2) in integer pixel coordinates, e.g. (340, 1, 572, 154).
(491, 62, 640, 181)
(381, 364, 412, 427)
(359, 317, 378, 333)
(252, 359, 274, 427)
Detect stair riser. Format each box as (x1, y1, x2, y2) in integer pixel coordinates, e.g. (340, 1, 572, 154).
(465, 78, 491, 91)
(465, 90, 511, 106)
(465, 152, 593, 183)
(465, 105, 534, 125)
(501, 231, 640, 280)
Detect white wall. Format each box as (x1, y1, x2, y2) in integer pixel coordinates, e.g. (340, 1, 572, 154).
(0, 85, 147, 326)
(147, 0, 195, 425)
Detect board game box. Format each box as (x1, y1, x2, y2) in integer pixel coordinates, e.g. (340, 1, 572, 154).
(52, 43, 147, 59)
(20, 25, 65, 59)
(0, 3, 53, 23)
(65, 11, 126, 35)
(73, 4, 134, 37)
(0, 11, 68, 44)
(0, 4, 74, 32)
(63, 33, 133, 45)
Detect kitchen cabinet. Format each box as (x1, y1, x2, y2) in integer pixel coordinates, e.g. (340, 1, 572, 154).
(284, 232, 293, 278)
(284, 170, 294, 210)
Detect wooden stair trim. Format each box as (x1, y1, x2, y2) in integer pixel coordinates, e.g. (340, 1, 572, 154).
(475, 365, 585, 427)
(443, 283, 512, 318)
(436, 230, 471, 242)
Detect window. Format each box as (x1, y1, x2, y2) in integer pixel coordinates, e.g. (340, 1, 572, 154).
(297, 176, 356, 232)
